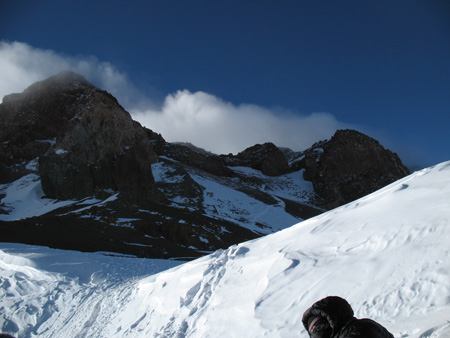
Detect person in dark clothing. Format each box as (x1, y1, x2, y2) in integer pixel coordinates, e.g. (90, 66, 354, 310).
(302, 296, 394, 338)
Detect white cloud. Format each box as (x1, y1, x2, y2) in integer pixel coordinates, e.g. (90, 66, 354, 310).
(131, 90, 346, 154)
(0, 41, 152, 110)
(1, 41, 348, 155)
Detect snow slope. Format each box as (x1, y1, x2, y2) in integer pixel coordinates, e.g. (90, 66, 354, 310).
(1, 161, 450, 337)
(0, 173, 78, 221)
(151, 160, 316, 235)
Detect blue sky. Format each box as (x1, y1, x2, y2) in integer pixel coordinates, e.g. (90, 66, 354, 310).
(1, 0, 449, 168)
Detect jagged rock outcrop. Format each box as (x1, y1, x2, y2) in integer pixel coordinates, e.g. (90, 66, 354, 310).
(222, 142, 290, 176)
(1, 71, 161, 202)
(145, 133, 290, 178)
(294, 129, 410, 209)
(146, 128, 235, 177)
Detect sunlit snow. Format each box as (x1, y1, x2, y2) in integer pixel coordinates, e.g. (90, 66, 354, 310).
(1, 161, 450, 337)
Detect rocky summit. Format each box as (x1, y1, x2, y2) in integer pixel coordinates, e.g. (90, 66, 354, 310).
(221, 142, 291, 176)
(1, 71, 161, 202)
(0, 72, 411, 259)
(292, 129, 410, 209)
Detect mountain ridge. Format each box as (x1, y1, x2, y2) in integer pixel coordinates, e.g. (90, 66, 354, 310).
(0, 72, 410, 259)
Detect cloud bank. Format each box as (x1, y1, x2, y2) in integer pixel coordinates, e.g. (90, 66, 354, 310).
(1, 41, 347, 155)
(132, 91, 345, 154)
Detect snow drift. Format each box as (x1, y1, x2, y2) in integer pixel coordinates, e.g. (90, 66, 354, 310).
(1, 161, 450, 337)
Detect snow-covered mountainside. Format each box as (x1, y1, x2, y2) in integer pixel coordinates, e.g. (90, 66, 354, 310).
(0, 160, 314, 230)
(0, 156, 320, 259)
(152, 159, 317, 233)
(1, 161, 449, 338)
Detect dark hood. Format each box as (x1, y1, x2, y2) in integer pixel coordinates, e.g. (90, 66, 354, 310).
(302, 296, 355, 336)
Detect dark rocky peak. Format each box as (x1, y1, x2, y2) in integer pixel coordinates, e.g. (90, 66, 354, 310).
(172, 142, 215, 156)
(222, 142, 290, 176)
(0, 71, 99, 151)
(146, 132, 290, 177)
(0, 71, 96, 182)
(296, 129, 410, 209)
(145, 128, 235, 177)
(2, 71, 81, 104)
(3, 71, 92, 103)
(1, 72, 161, 202)
(0, 71, 96, 127)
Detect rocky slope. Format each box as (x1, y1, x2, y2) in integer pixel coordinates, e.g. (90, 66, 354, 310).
(0, 72, 410, 259)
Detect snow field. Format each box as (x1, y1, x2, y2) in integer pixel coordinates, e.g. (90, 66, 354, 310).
(0, 161, 449, 337)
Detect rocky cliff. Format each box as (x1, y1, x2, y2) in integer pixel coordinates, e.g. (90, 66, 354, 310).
(0, 71, 90, 183)
(146, 129, 235, 177)
(1, 71, 161, 202)
(0, 72, 411, 259)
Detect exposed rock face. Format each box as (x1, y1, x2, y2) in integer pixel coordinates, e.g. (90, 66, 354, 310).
(1, 71, 161, 202)
(296, 129, 410, 209)
(146, 128, 235, 177)
(145, 134, 290, 178)
(222, 142, 290, 176)
(0, 71, 91, 182)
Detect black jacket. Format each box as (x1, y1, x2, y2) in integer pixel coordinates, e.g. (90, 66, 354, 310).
(302, 296, 394, 338)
